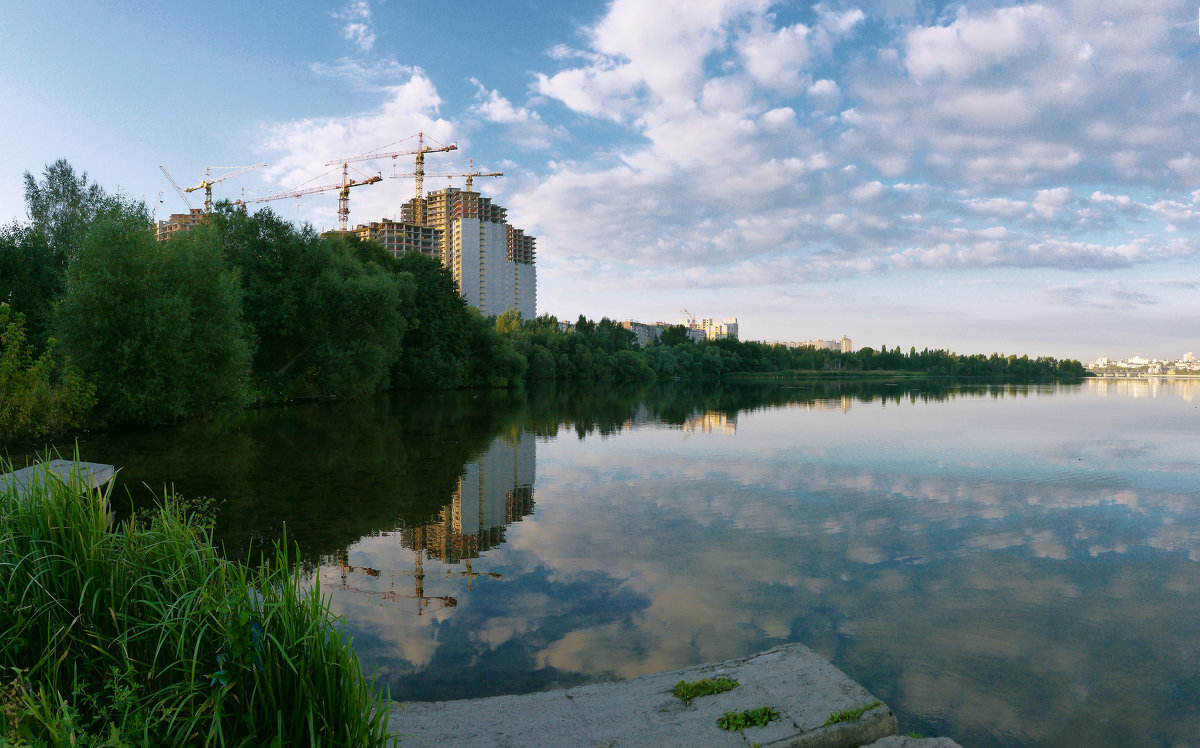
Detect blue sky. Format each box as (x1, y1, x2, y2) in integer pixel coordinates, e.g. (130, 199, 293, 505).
(2, 1, 1198, 361)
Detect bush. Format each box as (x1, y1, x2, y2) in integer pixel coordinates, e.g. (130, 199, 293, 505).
(0, 458, 391, 745)
(0, 305, 95, 441)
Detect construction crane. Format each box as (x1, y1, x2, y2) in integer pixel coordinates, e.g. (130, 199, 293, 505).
(254, 164, 382, 231)
(159, 165, 196, 212)
(149, 191, 164, 221)
(326, 132, 457, 222)
(185, 163, 266, 214)
(398, 158, 503, 193)
(681, 308, 696, 326)
(463, 159, 503, 193)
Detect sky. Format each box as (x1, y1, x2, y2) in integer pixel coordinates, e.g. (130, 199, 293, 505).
(2, 0, 1198, 361)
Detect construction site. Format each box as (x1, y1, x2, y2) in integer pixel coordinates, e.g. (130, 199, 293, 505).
(154, 133, 536, 320)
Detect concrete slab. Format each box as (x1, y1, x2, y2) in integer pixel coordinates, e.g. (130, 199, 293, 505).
(389, 643, 902, 747)
(0, 460, 116, 502)
(867, 738, 963, 748)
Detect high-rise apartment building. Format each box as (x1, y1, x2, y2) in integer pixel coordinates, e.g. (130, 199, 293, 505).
(397, 187, 537, 320)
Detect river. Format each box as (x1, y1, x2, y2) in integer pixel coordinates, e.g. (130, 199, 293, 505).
(16, 378, 1200, 746)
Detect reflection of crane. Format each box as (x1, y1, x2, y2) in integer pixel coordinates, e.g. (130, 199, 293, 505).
(326, 132, 457, 223)
(185, 163, 266, 214)
(254, 165, 382, 231)
(335, 549, 459, 616)
(159, 166, 196, 212)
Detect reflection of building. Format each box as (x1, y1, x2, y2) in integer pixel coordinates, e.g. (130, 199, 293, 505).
(799, 396, 854, 413)
(398, 430, 536, 564)
(1088, 377, 1200, 402)
(682, 411, 738, 435)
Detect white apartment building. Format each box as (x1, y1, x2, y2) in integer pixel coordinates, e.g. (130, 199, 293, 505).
(699, 317, 739, 341)
(401, 187, 537, 320)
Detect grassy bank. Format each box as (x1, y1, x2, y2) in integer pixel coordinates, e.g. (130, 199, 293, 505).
(0, 459, 391, 746)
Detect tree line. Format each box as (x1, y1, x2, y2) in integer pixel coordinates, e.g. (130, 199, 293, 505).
(0, 159, 1086, 440)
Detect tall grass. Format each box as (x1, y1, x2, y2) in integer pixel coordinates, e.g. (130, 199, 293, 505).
(0, 458, 391, 746)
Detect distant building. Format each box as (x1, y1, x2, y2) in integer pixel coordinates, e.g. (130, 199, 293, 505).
(839, 335, 853, 353)
(621, 319, 708, 346)
(698, 317, 739, 341)
(621, 320, 667, 347)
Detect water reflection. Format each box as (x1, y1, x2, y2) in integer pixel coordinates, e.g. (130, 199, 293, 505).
(12, 379, 1200, 747)
(329, 431, 535, 616)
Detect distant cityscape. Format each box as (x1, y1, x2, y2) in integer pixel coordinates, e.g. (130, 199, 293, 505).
(1087, 352, 1198, 376)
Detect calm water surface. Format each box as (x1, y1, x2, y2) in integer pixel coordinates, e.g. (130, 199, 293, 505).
(20, 379, 1200, 747)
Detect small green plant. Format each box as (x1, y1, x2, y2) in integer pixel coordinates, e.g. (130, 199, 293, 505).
(717, 706, 780, 731)
(824, 700, 882, 726)
(906, 730, 925, 738)
(672, 676, 739, 705)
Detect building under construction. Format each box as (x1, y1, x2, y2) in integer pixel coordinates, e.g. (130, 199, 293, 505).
(352, 186, 537, 320)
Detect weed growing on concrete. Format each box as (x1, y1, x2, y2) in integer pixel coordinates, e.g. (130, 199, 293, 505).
(824, 700, 882, 726)
(672, 676, 739, 705)
(717, 706, 780, 731)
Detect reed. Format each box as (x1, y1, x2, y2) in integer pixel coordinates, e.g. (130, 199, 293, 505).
(0, 457, 391, 746)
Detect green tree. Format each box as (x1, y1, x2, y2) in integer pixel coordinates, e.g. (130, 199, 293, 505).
(55, 206, 252, 424)
(211, 208, 408, 399)
(23, 158, 120, 265)
(657, 324, 691, 347)
(0, 223, 62, 351)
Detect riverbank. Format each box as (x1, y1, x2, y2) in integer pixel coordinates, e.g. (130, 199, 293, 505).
(391, 644, 962, 747)
(0, 460, 391, 746)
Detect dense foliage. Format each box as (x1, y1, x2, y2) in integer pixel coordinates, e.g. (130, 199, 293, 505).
(0, 159, 1087, 439)
(0, 306, 95, 441)
(0, 460, 391, 746)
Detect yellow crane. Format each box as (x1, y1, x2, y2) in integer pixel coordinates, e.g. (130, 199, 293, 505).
(401, 158, 503, 193)
(326, 132, 457, 223)
(254, 165, 382, 231)
(185, 163, 267, 214)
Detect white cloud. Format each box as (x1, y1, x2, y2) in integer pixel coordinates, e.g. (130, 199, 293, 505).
(262, 0, 1200, 337)
(259, 68, 457, 226)
(904, 5, 1054, 81)
(1032, 187, 1072, 219)
(334, 0, 375, 54)
(470, 81, 540, 125)
(966, 197, 1028, 218)
(738, 22, 813, 94)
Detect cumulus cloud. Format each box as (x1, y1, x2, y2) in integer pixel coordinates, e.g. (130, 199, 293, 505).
(259, 0, 1200, 338)
(1032, 187, 1072, 219)
(259, 67, 457, 226)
